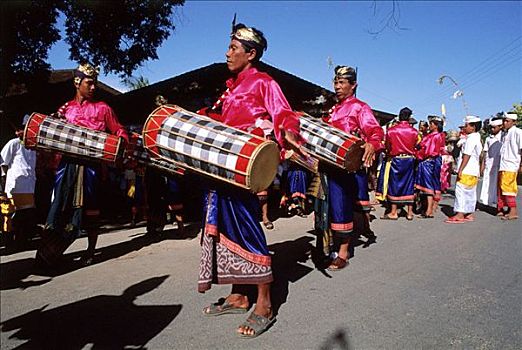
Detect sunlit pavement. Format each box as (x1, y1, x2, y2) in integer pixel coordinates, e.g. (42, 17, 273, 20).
(1, 185, 521, 349)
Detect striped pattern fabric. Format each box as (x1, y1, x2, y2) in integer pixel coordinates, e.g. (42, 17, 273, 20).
(143, 105, 279, 192)
(23, 113, 122, 163)
(299, 113, 363, 171)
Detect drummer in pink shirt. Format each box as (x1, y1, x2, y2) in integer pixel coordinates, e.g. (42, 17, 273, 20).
(323, 66, 384, 271)
(37, 63, 128, 268)
(197, 22, 305, 338)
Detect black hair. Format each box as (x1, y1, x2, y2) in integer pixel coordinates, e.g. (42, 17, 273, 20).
(232, 23, 268, 62)
(430, 119, 443, 132)
(398, 107, 412, 121)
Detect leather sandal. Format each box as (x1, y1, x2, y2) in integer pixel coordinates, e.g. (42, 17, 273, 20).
(327, 257, 348, 271)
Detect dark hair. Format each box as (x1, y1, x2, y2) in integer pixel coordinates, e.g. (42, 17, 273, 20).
(232, 23, 268, 62)
(430, 119, 443, 132)
(398, 107, 412, 121)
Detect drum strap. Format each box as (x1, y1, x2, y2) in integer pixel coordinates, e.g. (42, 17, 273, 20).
(211, 88, 231, 112)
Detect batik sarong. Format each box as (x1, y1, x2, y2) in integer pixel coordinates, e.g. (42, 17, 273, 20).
(198, 188, 273, 293)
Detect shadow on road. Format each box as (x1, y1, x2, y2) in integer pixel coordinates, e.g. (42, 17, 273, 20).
(319, 328, 354, 350)
(0, 223, 201, 291)
(269, 236, 315, 316)
(0, 275, 182, 349)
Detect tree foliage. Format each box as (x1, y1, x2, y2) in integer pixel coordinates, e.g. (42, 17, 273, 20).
(0, 0, 184, 95)
(510, 102, 522, 128)
(122, 75, 150, 91)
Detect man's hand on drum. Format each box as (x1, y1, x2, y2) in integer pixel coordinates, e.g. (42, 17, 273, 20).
(283, 130, 309, 159)
(361, 142, 375, 168)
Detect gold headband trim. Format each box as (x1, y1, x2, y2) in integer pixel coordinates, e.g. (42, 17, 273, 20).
(232, 27, 263, 45)
(77, 63, 100, 79)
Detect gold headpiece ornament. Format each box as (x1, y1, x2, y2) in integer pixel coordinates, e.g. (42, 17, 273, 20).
(74, 63, 100, 85)
(334, 65, 357, 81)
(232, 27, 263, 46)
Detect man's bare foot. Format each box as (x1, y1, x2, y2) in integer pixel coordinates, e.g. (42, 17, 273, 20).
(203, 294, 249, 315)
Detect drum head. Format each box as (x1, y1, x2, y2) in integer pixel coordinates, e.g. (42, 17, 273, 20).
(344, 140, 365, 172)
(247, 141, 280, 193)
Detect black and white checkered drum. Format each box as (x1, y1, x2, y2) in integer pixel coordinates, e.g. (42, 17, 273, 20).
(299, 113, 365, 172)
(23, 113, 123, 163)
(142, 105, 280, 192)
(126, 135, 186, 177)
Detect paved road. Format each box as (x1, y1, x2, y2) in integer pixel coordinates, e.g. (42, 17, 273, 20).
(1, 187, 521, 349)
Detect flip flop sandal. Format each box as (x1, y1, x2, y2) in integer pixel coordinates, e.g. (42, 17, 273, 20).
(380, 214, 398, 220)
(406, 215, 414, 221)
(444, 216, 466, 224)
(203, 301, 248, 316)
(238, 312, 276, 338)
(420, 214, 434, 219)
(501, 215, 519, 220)
(263, 221, 274, 230)
(327, 257, 348, 271)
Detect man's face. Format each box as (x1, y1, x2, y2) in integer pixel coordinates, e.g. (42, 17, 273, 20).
(333, 77, 356, 101)
(463, 122, 475, 134)
(490, 124, 502, 135)
(502, 118, 515, 130)
(226, 39, 255, 74)
(76, 77, 96, 99)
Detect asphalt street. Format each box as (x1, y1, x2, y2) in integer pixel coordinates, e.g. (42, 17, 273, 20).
(1, 185, 521, 349)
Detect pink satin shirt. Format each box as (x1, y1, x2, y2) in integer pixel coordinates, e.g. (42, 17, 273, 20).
(416, 131, 445, 160)
(60, 99, 128, 141)
(386, 121, 418, 156)
(327, 96, 384, 151)
(220, 67, 301, 146)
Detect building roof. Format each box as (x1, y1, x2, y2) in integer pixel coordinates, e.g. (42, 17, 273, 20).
(111, 62, 395, 126)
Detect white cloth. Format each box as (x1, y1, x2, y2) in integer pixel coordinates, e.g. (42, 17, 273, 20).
(454, 181, 477, 214)
(458, 132, 482, 177)
(0, 138, 37, 196)
(499, 126, 522, 172)
(479, 133, 502, 206)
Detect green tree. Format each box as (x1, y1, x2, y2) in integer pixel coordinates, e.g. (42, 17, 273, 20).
(511, 102, 522, 128)
(122, 75, 150, 91)
(0, 0, 184, 96)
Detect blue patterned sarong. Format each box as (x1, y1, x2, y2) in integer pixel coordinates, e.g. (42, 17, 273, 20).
(198, 187, 272, 292)
(387, 156, 415, 204)
(328, 171, 355, 233)
(415, 156, 442, 200)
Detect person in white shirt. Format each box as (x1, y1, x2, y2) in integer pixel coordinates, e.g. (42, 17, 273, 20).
(446, 116, 483, 223)
(0, 115, 37, 246)
(479, 118, 503, 207)
(497, 112, 522, 220)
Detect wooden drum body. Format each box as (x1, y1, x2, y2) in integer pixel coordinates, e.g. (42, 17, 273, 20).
(299, 113, 365, 172)
(23, 113, 123, 163)
(142, 105, 279, 192)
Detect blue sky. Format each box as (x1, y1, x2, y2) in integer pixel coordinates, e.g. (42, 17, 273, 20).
(48, 1, 521, 130)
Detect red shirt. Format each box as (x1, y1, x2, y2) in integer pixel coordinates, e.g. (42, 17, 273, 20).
(386, 121, 418, 156)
